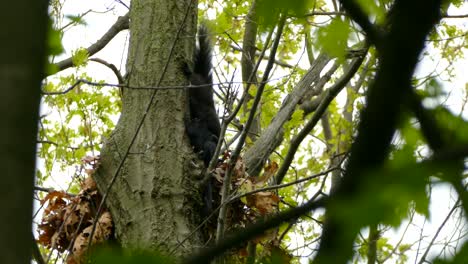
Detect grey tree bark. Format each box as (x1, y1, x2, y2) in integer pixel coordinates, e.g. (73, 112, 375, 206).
(243, 54, 331, 176)
(241, 0, 262, 143)
(94, 0, 204, 255)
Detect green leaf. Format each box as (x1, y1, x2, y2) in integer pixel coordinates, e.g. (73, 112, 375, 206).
(45, 62, 59, 75)
(257, 0, 312, 27)
(47, 19, 64, 56)
(432, 106, 468, 146)
(71, 48, 89, 67)
(425, 78, 444, 98)
(66, 15, 87, 26)
(330, 162, 431, 230)
(75, 147, 86, 160)
(91, 246, 176, 264)
(355, 0, 386, 24)
(316, 18, 351, 60)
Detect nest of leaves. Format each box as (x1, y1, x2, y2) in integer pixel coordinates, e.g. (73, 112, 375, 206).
(210, 152, 289, 260)
(212, 152, 281, 227)
(37, 156, 113, 264)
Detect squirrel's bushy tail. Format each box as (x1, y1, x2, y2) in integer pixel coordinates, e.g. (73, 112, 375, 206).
(193, 25, 213, 84)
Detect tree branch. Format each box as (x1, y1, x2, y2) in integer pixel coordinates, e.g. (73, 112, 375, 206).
(228, 167, 338, 203)
(184, 198, 325, 264)
(407, 88, 468, 217)
(443, 13, 468, 18)
(216, 13, 287, 243)
(305, 11, 346, 17)
(338, 0, 382, 46)
(315, 1, 443, 262)
(31, 235, 45, 264)
(243, 53, 332, 176)
(417, 198, 461, 264)
(366, 225, 379, 264)
(89, 58, 124, 84)
(52, 12, 129, 75)
(232, 44, 293, 68)
(34, 186, 76, 197)
(275, 50, 367, 184)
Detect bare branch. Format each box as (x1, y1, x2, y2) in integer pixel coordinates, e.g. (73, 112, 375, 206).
(52, 12, 129, 75)
(34, 186, 76, 197)
(338, 0, 382, 46)
(216, 14, 287, 243)
(228, 167, 338, 203)
(417, 198, 461, 264)
(275, 49, 367, 184)
(443, 13, 468, 18)
(305, 11, 346, 17)
(59, 9, 92, 31)
(89, 58, 124, 84)
(183, 197, 325, 264)
(315, 1, 443, 262)
(243, 53, 332, 176)
(31, 236, 46, 264)
(42, 78, 241, 95)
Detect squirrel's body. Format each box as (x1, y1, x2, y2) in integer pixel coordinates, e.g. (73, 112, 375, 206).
(184, 26, 220, 216)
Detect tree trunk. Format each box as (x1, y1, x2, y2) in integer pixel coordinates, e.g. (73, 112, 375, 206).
(0, 1, 48, 263)
(241, 0, 261, 144)
(94, 0, 204, 255)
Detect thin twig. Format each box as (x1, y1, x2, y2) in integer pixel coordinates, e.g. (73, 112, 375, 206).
(41, 76, 289, 95)
(59, 10, 92, 31)
(89, 58, 124, 84)
(230, 44, 293, 68)
(338, 0, 382, 46)
(417, 198, 461, 264)
(228, 167, 338, 204)
(34, 186, 76, 197)
(31, 235, 46, 264)
(215, 13, 287, 243)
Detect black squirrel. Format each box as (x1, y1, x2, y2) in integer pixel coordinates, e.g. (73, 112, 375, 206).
(184, 26, 220, 216)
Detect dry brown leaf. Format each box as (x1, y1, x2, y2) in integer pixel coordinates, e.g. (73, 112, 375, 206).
(37, 224, 55, 247)
(68, 211, 113, 264)
(81, 176, 97, 191)
(256, 161, 278, 185)
(247, 192, 279, 215)
(68, 231, 87, 264)
(213, 167, 225, 182)
(66, 255, 79, 264)
(76, 199, 92, 218)
(37, 172, 113, 263)
(50, 230, 68, 252)
(81, 155, 100, 166)
(238, 247, 249, 257)
(40, 191, 71, 205)
(63, 207, 80, 238)
(233, 157, 247, 179)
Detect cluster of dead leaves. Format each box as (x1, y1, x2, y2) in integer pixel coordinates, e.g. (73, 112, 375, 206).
(212, 154, 289, 261)
(236, 161, 281, 216)
(37, 156, 113, 264)
(213, 155, 280, 218)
